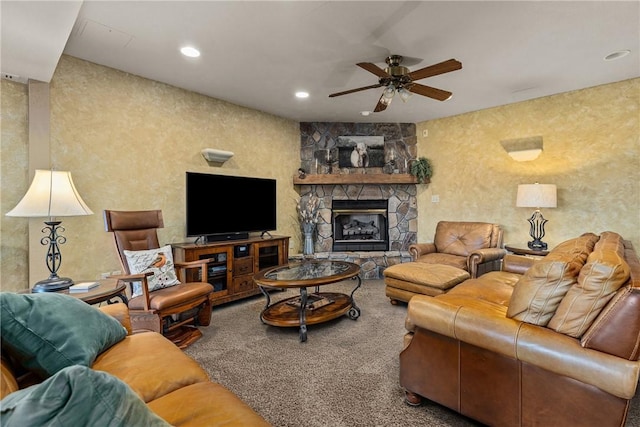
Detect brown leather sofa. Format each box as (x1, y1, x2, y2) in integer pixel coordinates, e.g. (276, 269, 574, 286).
(408, 221, 506, 278)
(1, 303, 270, 426)
(400, 232, 640, 427)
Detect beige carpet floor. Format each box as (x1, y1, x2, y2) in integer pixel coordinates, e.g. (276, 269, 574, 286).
(185, 279, 640, 427)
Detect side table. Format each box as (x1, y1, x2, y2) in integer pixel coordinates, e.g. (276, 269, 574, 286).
(64, 279, 128, 305)
(505, 245, 549, 257)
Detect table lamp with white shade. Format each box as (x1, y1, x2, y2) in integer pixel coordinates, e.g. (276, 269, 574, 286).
(6, 170, 93, 292)
(516, 183, 557, 251)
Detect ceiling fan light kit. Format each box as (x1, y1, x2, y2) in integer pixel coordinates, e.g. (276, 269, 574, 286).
(329, 55, 462, 112)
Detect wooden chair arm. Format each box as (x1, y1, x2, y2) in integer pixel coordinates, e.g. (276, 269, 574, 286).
(174, 258, 213, 269)
(174, 258, 213, 283)
(109, 272, 153, 311)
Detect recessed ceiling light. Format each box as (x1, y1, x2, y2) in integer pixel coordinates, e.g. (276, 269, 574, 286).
(360, 111, 371, 116)
(180, 46, 200, 58)
(604, 50, 630, 61)
(295, 91, 309, 99)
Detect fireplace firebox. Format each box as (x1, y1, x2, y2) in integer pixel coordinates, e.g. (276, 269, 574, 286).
(332, 200, 389, 251)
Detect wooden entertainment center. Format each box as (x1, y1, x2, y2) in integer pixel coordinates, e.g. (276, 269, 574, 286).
(172, 235, 290, 306)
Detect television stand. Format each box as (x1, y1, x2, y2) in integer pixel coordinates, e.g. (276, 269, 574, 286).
(172, 235, 290, 306)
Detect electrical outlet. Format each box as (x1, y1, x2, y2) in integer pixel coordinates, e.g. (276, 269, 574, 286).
(431, 195, 440, 203)
(101, 272, 111, 279)
(422, 129, 428, 137)
(1, 72, 28, 84)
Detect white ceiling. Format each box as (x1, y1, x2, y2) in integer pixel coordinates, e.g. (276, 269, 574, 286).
(2, 1, 639, 124)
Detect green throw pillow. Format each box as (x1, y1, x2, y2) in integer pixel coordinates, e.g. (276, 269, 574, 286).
(0, 365, 170, 427)
(0, 292, 127, 378)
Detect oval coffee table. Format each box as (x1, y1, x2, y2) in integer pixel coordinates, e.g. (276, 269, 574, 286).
(254, 260, 362, 342)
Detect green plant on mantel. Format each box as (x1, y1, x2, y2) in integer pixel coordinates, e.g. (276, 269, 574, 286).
(410, 157, 433, 183)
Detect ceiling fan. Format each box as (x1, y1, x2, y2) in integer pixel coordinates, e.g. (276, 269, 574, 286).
(329, 55, 462, 112)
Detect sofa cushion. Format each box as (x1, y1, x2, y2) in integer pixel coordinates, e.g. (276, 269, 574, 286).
(506, 233, 599, 326)
(434, 221, 494, 257)
(0, 365, 170, 427)
(148, 381, 271, 427)
(415, 253, 469, 270)
(549, 232, 630, 338)
(406, 272, 523, 359)
(0, 293, 127, 379)
(92, 331, 209, 403)
(124, 245, 180, 297)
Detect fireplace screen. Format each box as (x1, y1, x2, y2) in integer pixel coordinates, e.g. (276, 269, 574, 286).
(332, 200, 389, 251)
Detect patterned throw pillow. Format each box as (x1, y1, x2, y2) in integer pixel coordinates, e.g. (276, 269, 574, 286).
(123, 245, 180, 298)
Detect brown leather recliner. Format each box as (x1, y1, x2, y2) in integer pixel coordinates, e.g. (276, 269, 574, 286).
(104, 210, 213, 349)
(409, 221, 506, 278)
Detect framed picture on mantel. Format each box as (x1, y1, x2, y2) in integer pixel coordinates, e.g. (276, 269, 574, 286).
(337, 136, 385, 168)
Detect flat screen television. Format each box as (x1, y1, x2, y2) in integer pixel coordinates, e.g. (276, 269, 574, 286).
(186, 172, 277, 242)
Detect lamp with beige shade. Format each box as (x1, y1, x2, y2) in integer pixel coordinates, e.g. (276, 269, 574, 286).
(6, 170, 93, 292)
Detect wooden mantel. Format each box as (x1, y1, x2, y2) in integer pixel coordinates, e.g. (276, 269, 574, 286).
(293, 173, 424, 185)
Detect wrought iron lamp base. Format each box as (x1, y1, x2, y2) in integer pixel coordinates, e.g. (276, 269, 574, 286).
(526, 210, 549, 251)
(527, 239, 548, 251)
(32, 276, 74, 293)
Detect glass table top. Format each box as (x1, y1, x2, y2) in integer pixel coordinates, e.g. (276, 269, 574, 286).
(263, 260, 356, 282)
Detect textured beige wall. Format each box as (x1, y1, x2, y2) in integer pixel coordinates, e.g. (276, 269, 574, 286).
(2, 58, 638, 291)
(1, 80, 30, 291)
(2, 55, 300, 290)
(415, 78, 639, 251)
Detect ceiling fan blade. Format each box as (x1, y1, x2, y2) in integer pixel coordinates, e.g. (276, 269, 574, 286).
(407, 83, 452, 101)
(329, 83, 383, 98)
(373, 94, 389, 112)
(357, 62, 389, 78)
(407, 58, 462, 81)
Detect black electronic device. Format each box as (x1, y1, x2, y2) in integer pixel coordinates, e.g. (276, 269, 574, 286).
(186, 172, 277, 242)
(234, 244, 250, 258)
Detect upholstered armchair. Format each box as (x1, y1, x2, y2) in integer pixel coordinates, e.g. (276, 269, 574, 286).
(104, 210, 214, 348)
(409, 221, 506, 278)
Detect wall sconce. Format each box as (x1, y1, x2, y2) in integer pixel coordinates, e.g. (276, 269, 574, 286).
(516, 183, 557, 250)
(201, 148, 234, 163)
(501, 136, 543, 161)
(6, 170, 93, 292)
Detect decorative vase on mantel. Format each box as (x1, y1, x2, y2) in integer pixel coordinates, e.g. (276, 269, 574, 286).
(302, 222, 315, 257)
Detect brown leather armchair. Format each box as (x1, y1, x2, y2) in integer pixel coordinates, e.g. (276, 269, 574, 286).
(409, 221, 506, 278)
(104, 210, 214, 348)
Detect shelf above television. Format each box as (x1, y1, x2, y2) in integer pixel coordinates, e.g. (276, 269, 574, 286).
(292, 173, 422, 185)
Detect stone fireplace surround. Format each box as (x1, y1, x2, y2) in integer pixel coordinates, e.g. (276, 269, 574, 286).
(293, 122, 419, 279)
(294, 184, 416, 279)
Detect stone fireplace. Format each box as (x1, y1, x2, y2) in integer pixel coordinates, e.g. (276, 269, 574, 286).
(294, 122, 420, 278)
(310, 184, 417, 253)
(332, 199, 388, 251)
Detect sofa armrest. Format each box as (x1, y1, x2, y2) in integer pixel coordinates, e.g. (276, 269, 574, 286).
(501, 254, 536, 275)
(99, 303, 132, 335)
(468, 247, 507, 277)
(409, 243, 436, 260)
